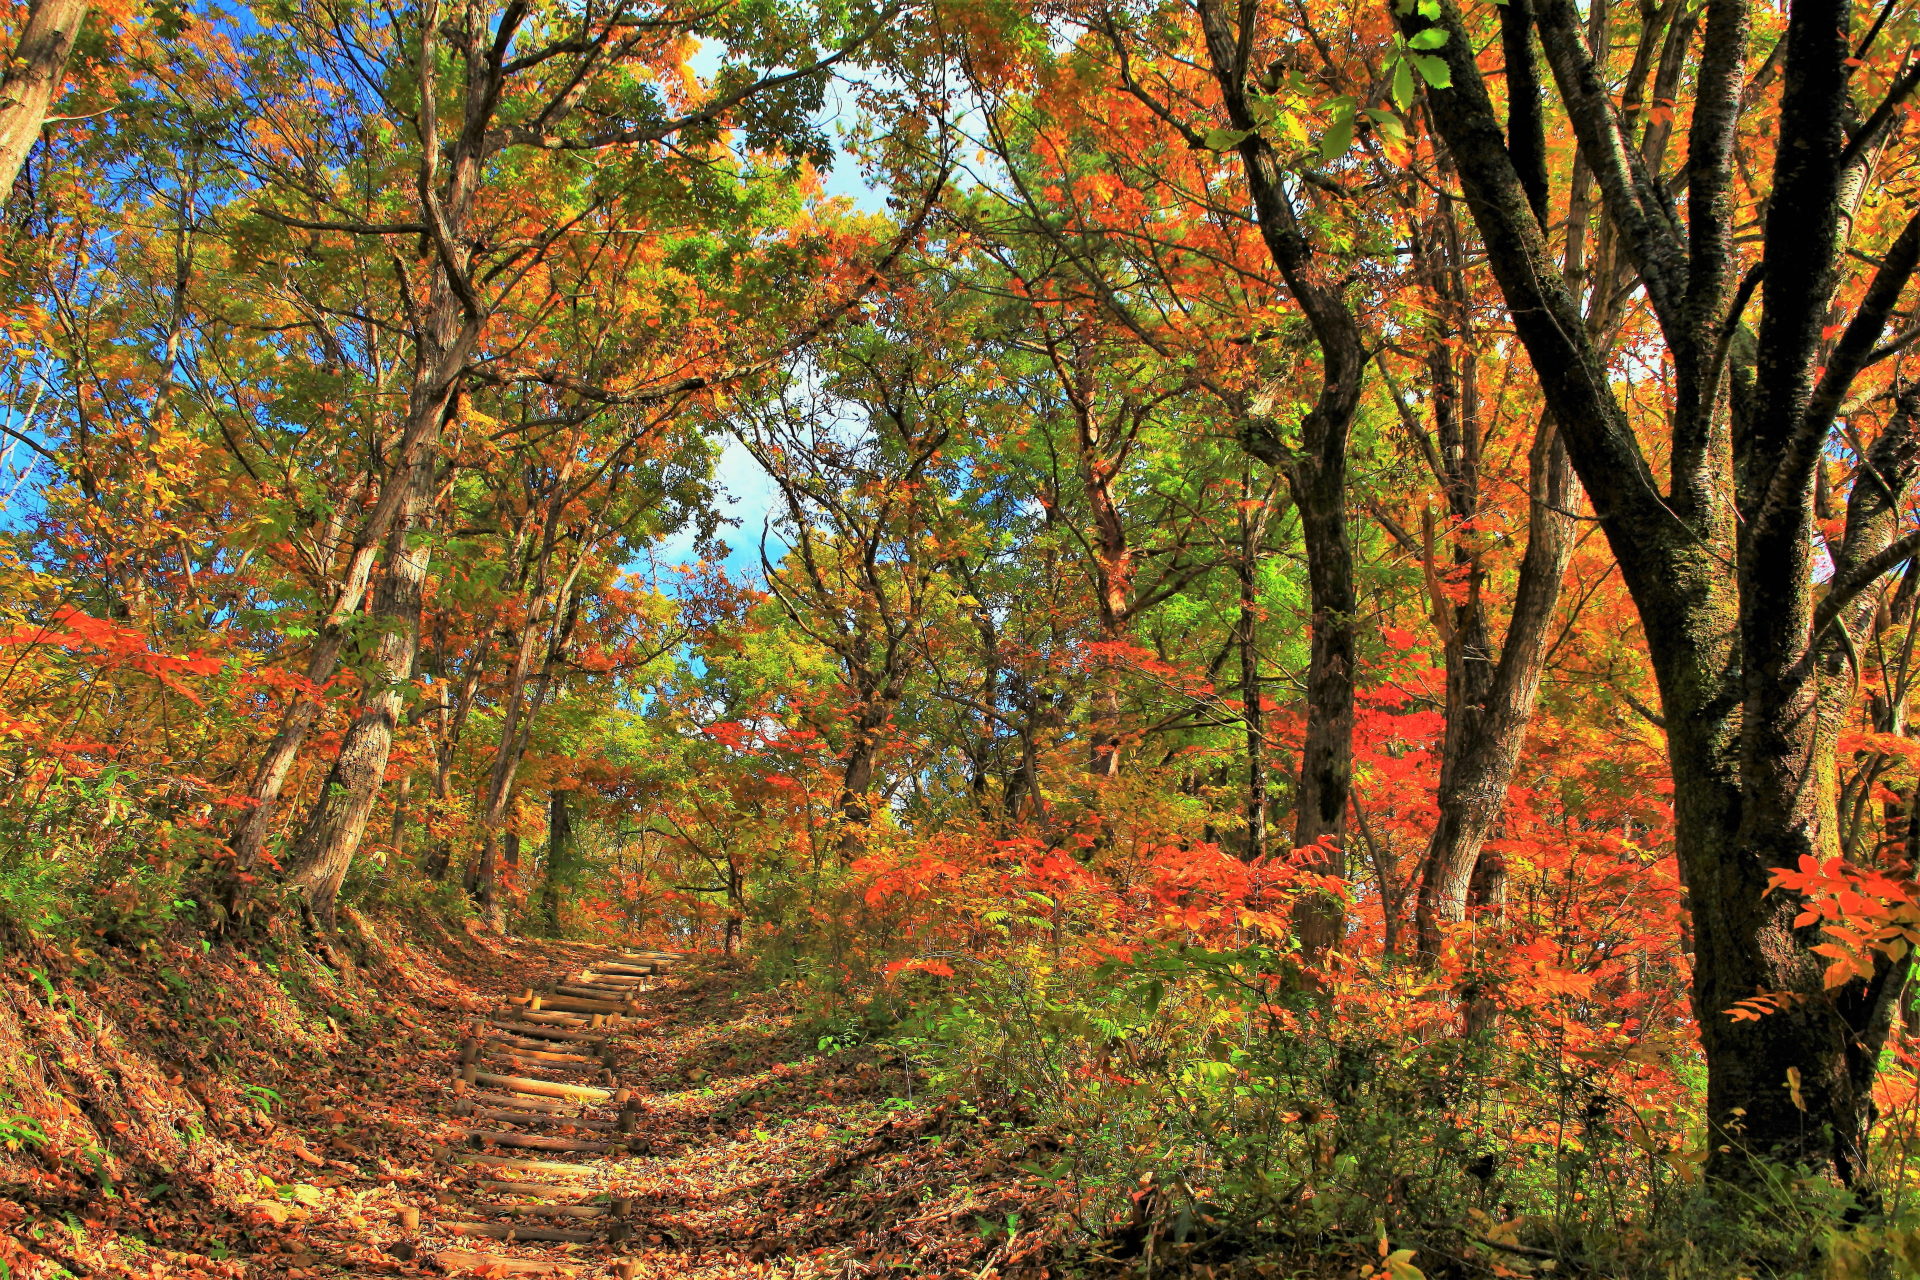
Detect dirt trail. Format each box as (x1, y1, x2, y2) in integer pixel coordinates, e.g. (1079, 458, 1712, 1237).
(390, 945, 681, 1277)
(0, 936, 1060, 1278)
(326, 948, 1048, 1279)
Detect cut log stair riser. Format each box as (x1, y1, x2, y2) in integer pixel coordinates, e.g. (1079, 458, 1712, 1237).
(485, 1041, 616, 1068)
(433, 1249, 581, 1276)
(461, 1067, 626, 1103)
(409, 949, 680, 1277)
(464, 1037, 608, 1067)
(512, 1009, 613, 1029)
(576, 971, 648, 986)
(554, 984, 642, 1001)
(459, 1089, 576, 1115)
(487, 1021, 611, 1046)
(445, 1221, 627, 1244)
(479, 1051, 613, 1078)
(452, 1127, 625, 1155)
(469, 1179, 601, 1201)
(509, 993, 638, 1016)
(452, 1100, 627, 1132)
(468, 1200, 631, 1220)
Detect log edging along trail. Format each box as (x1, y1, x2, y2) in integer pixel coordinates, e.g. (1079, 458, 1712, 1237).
(389, 947, 683, 1278)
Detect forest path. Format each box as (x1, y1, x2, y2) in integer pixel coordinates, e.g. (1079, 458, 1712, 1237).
(398, 945, 681, 1277)
(192, 940, 1059, 1280)
(317, 947, 1040, 1280)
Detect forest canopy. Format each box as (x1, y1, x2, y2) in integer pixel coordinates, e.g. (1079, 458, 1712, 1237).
(6, 0, 1920, 1272)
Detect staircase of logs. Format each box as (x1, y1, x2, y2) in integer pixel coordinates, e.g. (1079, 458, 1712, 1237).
(394, 948, 681, 1277)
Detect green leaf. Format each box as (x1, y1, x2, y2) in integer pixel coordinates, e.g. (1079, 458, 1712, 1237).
(1391, 57, 1416, 110)
(1362, 107, 1407, 141)
(1408, 26, 1449, 49)
(1412, 53, 1453, 89)
(1321, 100, 1356, 159)
(1203, 126, 1252, 151)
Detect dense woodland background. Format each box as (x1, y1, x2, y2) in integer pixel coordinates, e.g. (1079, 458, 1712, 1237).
(6, 0, 1920, 1273)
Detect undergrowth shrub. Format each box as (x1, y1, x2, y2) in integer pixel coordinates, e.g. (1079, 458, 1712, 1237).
(0, 765, 206, 942)
(870, 940, 1920, 1278)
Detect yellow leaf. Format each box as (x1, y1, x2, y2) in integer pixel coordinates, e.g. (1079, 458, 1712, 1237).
(1386, 1249, 1426, 1280)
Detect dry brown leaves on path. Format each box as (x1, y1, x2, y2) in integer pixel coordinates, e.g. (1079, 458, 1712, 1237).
(0, 931, 1069, 1279)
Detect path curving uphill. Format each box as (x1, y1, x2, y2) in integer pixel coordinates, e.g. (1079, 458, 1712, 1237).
(396, 948, 683, 1277)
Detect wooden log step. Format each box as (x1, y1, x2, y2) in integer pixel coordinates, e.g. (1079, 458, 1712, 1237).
(553, 986, 640, 1004)
(473, 1180, 598, 1201)
(433, 1249, 580, 1276)
(467, 1200, 625, 1220)
(432, 1146, 599, 1179)
(596, 962, 658, 976)
(508, 993, 635, 1016)
(460, 1089, 577, 1115)
(575, 970, 646, 984)
(488, 1020, 609, 1046)
(443, 1220, 606, 1243)
(453, 1127, 618, 1154)
(484, 1035, 607, 1064)
(454, 1101, 621, 1132)
(506, 1008, 606, 1028)
(444, 1222, 603, 1244)
(467, 1070, 622, 1103)
(484, 1047, 608, 1073)
(466, 1035, 605, 1068)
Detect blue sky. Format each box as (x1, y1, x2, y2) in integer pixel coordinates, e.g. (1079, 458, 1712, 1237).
(643, 45, 887, 587)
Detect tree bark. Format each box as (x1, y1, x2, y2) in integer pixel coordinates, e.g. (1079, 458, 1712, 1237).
(1285, 465, 1357, 957)
(1196, 0, 1368, 960)
(537, 790, 574, 936)
(282, 429, 438, 926)
(1415, 424, 1577, 954)
(1398, 0, 1920, 1184)
(248, 0, 492, 920)
(227, 436, 430, 893)
(838, 697, 885, 857)
(1238, 469, 1270, 860)
(0, 0, 88, 204)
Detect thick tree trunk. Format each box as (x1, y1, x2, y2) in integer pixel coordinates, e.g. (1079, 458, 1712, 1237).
(228, 466, 420, 892)
(0, 0, 88, 204)
(234, 0, 491, 916)
(838, 702, 885, 858)
(1398, 0, 1920, 1184)
(283, 441, 437, 926)
(1196, 0, 1367, 962)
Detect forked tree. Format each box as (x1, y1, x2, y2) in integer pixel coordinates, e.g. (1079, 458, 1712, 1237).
(1399, 0, 1920, 1183)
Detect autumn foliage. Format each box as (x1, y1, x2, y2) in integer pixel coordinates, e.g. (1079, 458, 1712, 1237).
(7, 0, 1920, 1274)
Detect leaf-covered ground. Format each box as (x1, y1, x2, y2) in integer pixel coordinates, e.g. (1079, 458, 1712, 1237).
(0, 923, 1070, 1278)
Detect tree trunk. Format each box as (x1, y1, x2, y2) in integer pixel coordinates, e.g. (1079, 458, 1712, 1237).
(1415, 425, 1577, 954)
(227, 470, 416, 894)
(0, 0, 88, 204)
(1238, 469, 1269, 861)
(232, 0, 491, 914)
(538, 790, 574, 936)
(1286, 467, 1355, 956)
(838, 701, 884, 858)
(1196, 0, 1368, 962)
(282, 438, 438, 926)
(1398, 0, 1920, 1184)
(469, 590, 579, 919)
